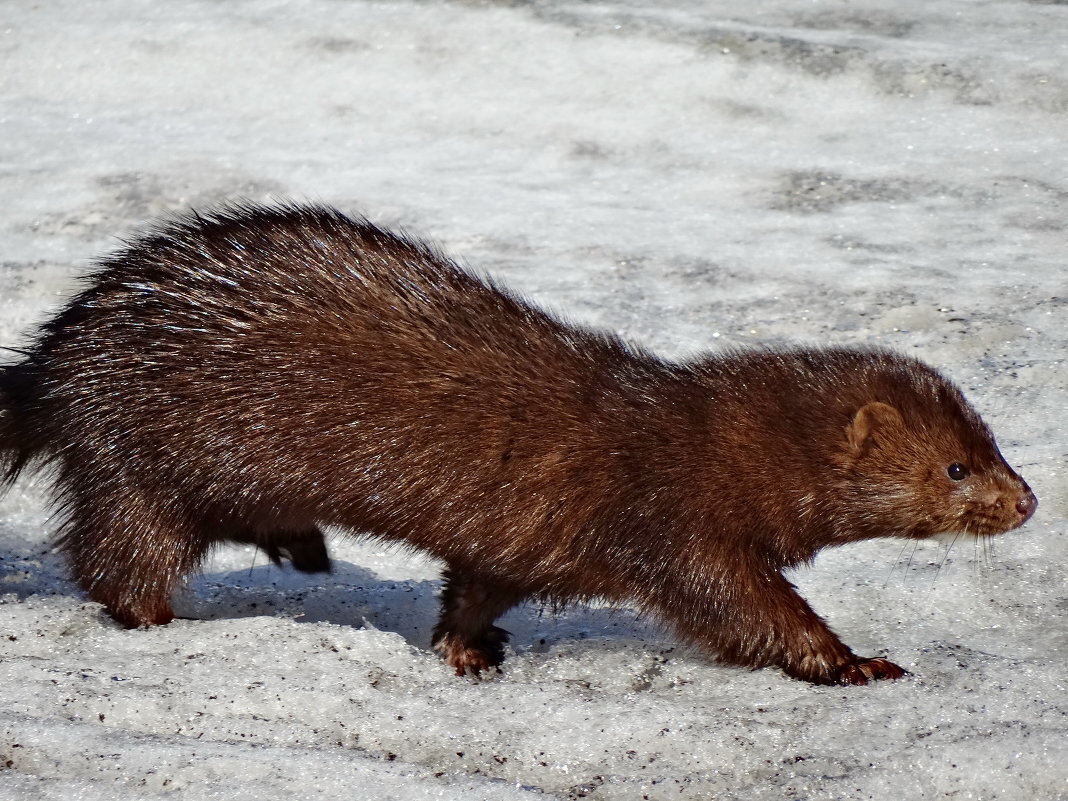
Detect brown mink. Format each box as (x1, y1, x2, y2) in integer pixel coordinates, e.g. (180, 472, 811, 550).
(0, 203, 1037, 685)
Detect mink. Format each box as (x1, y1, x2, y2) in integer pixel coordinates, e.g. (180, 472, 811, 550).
(0, 203, 1037, 685)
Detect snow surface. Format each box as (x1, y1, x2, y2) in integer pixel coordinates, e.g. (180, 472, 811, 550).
(1, 1, 1065, 799)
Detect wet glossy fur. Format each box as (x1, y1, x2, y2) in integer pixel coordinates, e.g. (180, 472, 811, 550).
(0, 203, 1036, 685)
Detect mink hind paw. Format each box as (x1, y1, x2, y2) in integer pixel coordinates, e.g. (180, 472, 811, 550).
(263, 538, 332, 574)
(833, 657, 908, 686)
(432, 625, 510, 677)
(108, 604, 176, 629)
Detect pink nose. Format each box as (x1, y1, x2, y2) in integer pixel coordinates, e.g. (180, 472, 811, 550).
(1015, 491, 1037, 523)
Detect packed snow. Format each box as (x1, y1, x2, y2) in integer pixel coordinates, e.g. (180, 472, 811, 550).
(1, 1, 1065, 799)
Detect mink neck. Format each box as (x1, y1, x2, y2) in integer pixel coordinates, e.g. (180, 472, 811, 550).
(625, 360, 861, 570)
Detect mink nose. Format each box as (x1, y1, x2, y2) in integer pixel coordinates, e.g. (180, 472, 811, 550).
(1015, 490, 1038, 523)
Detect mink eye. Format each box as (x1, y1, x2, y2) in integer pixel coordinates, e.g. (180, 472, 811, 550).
(947, 462, 969, 481)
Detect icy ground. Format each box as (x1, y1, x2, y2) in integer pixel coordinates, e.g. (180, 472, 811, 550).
(0, 1, 1065, 799)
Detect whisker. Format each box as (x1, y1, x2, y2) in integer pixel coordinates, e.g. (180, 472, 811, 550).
(904, 539, 921, 578)
(885, 538, 914, 587)
(944, 534, 961, 572)
(973, 532, 994, 574)
(928, 532, 961, 596)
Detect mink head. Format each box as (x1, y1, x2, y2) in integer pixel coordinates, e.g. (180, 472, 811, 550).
(837, 375, 1036, 540)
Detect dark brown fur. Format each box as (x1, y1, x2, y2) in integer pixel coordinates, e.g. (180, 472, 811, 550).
(0, 203, 1037, 685)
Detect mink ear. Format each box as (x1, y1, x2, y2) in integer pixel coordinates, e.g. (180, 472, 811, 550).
(846, 402, 903, 457)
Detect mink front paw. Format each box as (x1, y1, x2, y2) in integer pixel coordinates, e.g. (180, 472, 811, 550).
(833, 657, 908, 686)
(432, 625, 510, 677)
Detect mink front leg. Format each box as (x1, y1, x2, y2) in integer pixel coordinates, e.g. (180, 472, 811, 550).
(657, 562, 906, 685)
(432, 568, 526, 676)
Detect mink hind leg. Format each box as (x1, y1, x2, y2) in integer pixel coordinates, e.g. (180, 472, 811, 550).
(58, 482, 212, 628)
(432, 567, 527, 676)
(224, 524, 332, 574)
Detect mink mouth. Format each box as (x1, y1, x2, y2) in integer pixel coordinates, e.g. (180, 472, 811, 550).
(931, 517, 1021, 539)
(930, 530, 992, 545)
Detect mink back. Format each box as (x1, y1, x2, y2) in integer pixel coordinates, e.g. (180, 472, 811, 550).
(5, 205, 690, 596)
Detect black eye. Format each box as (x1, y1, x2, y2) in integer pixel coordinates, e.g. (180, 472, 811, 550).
(947, 463, 969, 481)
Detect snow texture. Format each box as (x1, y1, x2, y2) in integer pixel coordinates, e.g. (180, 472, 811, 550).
(1, 1, 1065, 799)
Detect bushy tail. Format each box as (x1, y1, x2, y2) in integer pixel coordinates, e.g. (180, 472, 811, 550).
(0, 361, 35, 487)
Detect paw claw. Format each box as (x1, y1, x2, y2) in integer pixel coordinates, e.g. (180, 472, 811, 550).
(834, 657, 907, 686)
(433, 626, 511, 677)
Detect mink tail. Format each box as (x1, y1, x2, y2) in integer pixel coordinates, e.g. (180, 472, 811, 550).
(0, 360, 37, 487)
